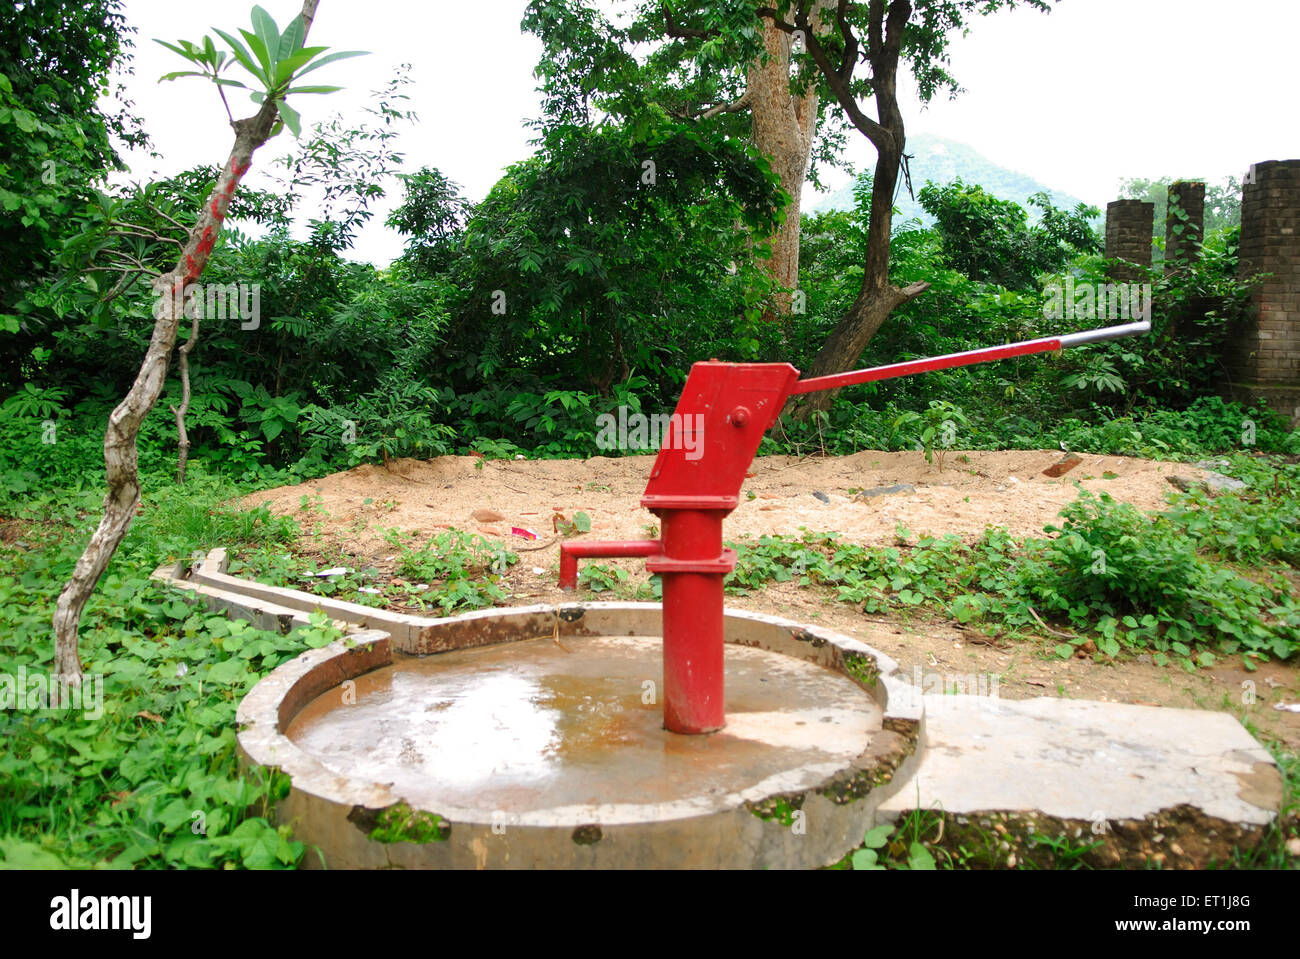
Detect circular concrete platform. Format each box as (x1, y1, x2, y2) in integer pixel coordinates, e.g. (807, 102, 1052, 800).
(236, 603, 921, 869)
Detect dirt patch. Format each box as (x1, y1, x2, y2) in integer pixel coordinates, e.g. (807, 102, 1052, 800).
(243, 448, 1192, 560)
(714, 587, 1300, 753)
(0, 517, 33, 545)
(239, 450, 1300, 751)
(922, 806, 1276, 869)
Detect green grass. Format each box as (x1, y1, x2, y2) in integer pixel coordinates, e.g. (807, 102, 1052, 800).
(0, 470, 341, 868)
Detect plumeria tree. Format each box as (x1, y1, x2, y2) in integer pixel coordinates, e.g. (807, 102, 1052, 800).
(52, 1, 364, 679)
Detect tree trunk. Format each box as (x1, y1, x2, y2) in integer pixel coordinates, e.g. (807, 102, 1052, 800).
(51, 0, 321, 681)
(791, 137, 928, 417)
(781, 0, 930, 420)
(746, 0, 833, 321)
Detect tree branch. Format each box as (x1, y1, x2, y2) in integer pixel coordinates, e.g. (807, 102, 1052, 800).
(882, 0, 911, 59)
(102, 269, 149, 304)
(100, 250, 151, 271)
(769, 3, 888, 148)
(170, 310, 200, 484)
(661, 1, 719, 39)
(867, 0, 884, 58)
(108, 225, 184, 248)
(697, 90, 752, 119)
(143, 202, 190, 232)
(755, 6, 796, 32)
(839, 0, 861, 80)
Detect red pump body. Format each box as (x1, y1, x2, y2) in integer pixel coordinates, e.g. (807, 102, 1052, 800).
(640, 362, 799, 732)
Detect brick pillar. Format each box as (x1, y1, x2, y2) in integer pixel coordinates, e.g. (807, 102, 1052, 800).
(1105, 199, 1154, 281)
(1228, 160, 1300, 427)
(1165, 180, 1205, 266)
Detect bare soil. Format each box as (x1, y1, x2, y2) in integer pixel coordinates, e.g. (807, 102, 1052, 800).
(242, 449, 1300, 751)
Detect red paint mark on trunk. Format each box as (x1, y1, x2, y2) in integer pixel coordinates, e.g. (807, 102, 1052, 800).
(182, 157, 254, 285)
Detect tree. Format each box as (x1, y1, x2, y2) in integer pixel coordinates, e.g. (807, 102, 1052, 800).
(523, 0, 847, 320)
(387, 167, 473, 275)
(742, 2, 838, 317)
(444, 121, 783, 398)
(757, 1, 1058, 417)
(528, 3, 1060, 414)
(52, 1, 364, 679)
(0, 0, 147, 378)
(0, 0, 148, 174)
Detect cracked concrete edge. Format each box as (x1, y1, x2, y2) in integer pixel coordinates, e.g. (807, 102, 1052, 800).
(871, 695, 1282, 862)
(284, 786, 892, 869)
(249, 604, 917, 866)
(153, 559, 404, 810)
(151, 561, 318, 636)
(235, 630, 399, 814)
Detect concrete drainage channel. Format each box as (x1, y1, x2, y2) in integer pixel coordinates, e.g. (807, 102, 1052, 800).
(154, 549, 1282, 869)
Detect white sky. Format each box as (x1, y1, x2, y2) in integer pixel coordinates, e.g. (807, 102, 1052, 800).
(109, 0, 1298, 266)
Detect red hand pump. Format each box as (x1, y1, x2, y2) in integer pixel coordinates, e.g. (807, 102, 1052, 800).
(559, 318, 1150, 733)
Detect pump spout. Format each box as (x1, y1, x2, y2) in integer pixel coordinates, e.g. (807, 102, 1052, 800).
(559, 540, 661, 590)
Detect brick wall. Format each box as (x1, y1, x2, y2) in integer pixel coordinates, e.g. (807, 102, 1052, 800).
(1165, 180, 1205, 266)
(1105, 200, 1154, 281)
(1228, 160, 1300, 426)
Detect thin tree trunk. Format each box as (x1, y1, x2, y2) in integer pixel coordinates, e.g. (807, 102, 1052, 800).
(52, 0, 322, 680)
(171, 308, 200, 484)
(799, 136, 929, 390)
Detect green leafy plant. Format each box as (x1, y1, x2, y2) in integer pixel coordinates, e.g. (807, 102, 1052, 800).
(577, 562, 628, 593)
(366, 803, 449, 844)
(554, 511, 592, 537)
(157, 5, 367, 136)
(0, 481, 344, 868)
(381, 528, 517, 614)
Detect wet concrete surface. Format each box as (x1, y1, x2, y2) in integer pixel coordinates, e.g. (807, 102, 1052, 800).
(286, 635, 881, 823)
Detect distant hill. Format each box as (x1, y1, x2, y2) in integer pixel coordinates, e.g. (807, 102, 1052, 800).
(809, 133, 1097, 227)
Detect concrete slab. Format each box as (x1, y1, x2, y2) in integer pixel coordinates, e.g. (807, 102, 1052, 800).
(879, 695, 1281, 827)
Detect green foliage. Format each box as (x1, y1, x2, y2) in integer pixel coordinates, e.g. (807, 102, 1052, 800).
(0, 0, 146, 319)
(4, 0, 1295, 874)
(1022, 490, 1296, 663)
(892, 400, 968, 469)
(722, 455, 1300, 668)
(1119, 175, 1244, 255)
(1163, 459, 1300, 568)
(846, 818, 936, 871)
(726, 534, 827, 593)
(301, 378, 455, 471)
(577, 563, 629, 593)
(1040, 231, 1257, 411)
(366, 803, 448, 844)
(157, 4, 367, 137)
(380, 528, 518, 614)
(447, 118, 781, 398)
(918, 179, 1100, 290)
(387, 167, 472, 274)
(555, 511, 592, 536)
(0, 480, 338, 868)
